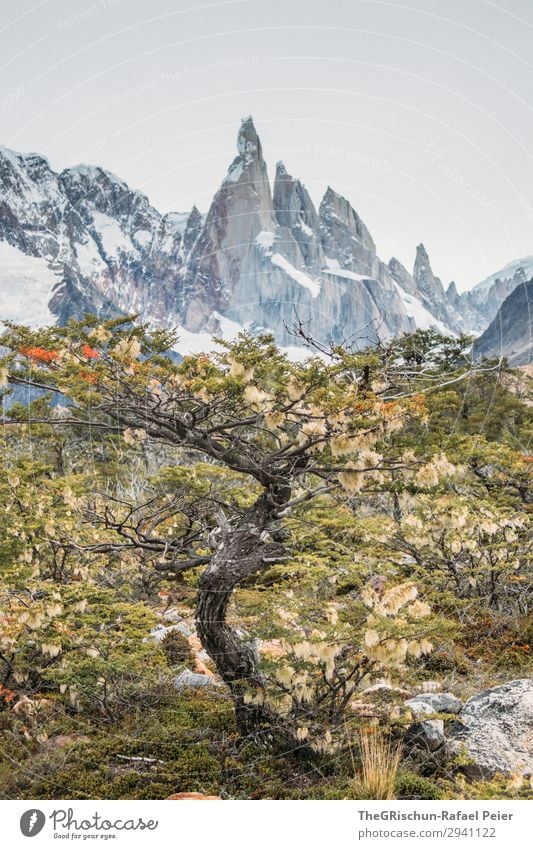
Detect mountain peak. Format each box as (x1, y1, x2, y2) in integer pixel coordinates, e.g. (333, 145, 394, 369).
(0, 146, 50, 168)
(323, 185, 342, 203)
(237, 115, 261, 158)
(63, 162, 127, 187)
(389, 256, 417, 296)
(413, 242, 448, 312)
(475, 275, 533, 365)
(0, 129, 524, 358)
(223, 116, 267, 185)
(414, 243, 432, 274)
(447, 280, 459, 298)
(273, 160, 319, 254)
(471, 256, 533, 296)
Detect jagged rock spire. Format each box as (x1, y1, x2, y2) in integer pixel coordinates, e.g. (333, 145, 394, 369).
(223, 115, 268, 187)
(319, 186, 377, 276)
(413, 243, 445, 302)
(273, 161, 318, 228)
(182, 205, 203, 254)
(181, 117, 275, 330)
(389, 256, 417, 296)
(273, 161, 322, 269)
(2, 119, 514, 352)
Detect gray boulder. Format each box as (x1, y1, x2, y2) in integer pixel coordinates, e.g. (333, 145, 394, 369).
(405, 700, 443, 752)
(407, 693, 463, 715)
(150, 622, 194, 641)
(446, 679, 533, 778)
(173, 670, 219, 691)
(407, 717, 445, 752)
(404, 693, 463, 752)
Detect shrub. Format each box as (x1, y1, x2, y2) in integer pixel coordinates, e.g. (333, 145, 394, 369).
(160, 630, 194, 668)
(395, 770, 443, 800)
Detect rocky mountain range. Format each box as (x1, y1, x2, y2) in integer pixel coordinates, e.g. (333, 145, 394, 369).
(475, 276, 533, 366)
(0, 116, 531, 359)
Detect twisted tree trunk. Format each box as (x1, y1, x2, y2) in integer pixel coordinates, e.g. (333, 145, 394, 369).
(195, 488, 295, 741)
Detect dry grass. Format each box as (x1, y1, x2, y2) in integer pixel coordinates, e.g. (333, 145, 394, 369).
(356, 730, 402, 799)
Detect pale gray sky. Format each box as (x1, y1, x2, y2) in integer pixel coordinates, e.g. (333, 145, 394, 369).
(1, 0, 533, 289)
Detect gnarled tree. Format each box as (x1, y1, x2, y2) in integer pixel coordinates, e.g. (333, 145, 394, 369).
(0, 319, 486, 741)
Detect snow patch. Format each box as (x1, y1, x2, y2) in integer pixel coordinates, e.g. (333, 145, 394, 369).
(322, 267, 371, 282)
(271, 253, 321, 297)
(0, 241, 58, 327)
(92, 212, 135, 260)
(298, 219, 313, 237)
(132, 229, 152, 248)
(74, 237, 107, 275)
(224, 160, 243, 185)
(173, 312, 244, 356)
(393, 283, 451, 334)
(165, 212, 190, 234)
(67, 163, 128, 190)
(172, 315, 328, 363)
(281, 345, 329, 363)
(256, 230, 275, 254)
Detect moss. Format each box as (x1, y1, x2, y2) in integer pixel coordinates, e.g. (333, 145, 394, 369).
(450, 775, 533, 801)
(395, 771, 443, 800)
(286, 781, 363, 800)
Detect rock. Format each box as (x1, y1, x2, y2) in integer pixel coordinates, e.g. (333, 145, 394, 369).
(150, 622, 194, 641)
(187, 633, 211, 663)
(360, 682, 413, 700)
(173, 670, 219, 691)
(166, 792, 221, 800)
(407, 718, 445, 752)
(404, 699, 445, 752)
(403, 694, 462, 753)
(149, 624, 175, 642)
(163, 607, 192, 622)
(192, 657, 215, 678)
(406, 693, 463, 715)
(474, 275, 533, 366)
(446, 679, 533, 778)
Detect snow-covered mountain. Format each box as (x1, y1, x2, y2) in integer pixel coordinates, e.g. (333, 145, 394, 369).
(179, 118, 426, 351)
(0, 118, 528, 356)
(450, 259, 533, 335)
(0, 144, 203, 330)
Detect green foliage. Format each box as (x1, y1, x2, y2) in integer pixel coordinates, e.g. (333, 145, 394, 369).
(44, 589, 167, 719)
(0, 320, 531, 799)
(0, 690, 230, 800)
(395, 770, 444, 799)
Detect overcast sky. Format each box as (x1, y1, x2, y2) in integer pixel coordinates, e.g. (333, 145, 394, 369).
(1, 0, 533, 289)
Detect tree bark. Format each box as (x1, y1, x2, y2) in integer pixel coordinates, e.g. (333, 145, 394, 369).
(195, 488, 294, 741)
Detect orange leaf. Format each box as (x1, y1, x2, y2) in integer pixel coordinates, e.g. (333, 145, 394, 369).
(81, 344, 100, 359)
(20, 346, 59, 364)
